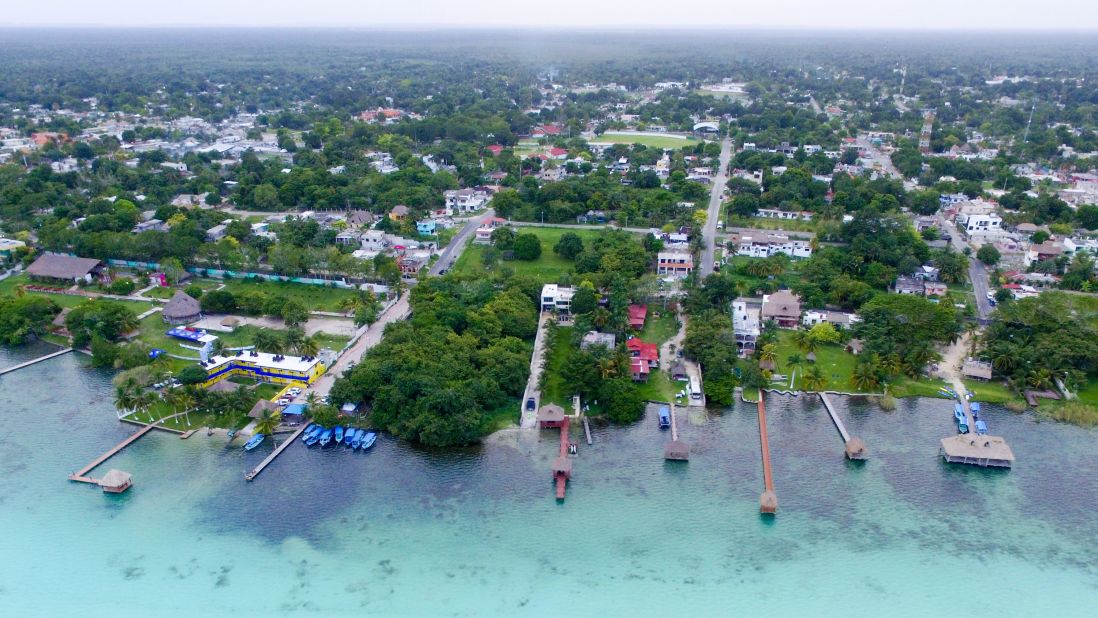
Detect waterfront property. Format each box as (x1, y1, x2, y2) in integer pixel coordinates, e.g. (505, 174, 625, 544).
(200, 351, 325, 388)
(939, 434, 1015, 468)
(161, 290, 203, 324)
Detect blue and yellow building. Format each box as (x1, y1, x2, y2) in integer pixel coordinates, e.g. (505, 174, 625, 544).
(200, 351, 325, 388)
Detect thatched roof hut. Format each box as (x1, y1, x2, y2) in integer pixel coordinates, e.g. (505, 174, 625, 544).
(844, 437, 868, 460)
(537, 404, 566, 428)
(220, 316, 241, 328)
(760, 490, 778, 514)
(664, 439, 691, 461)
(26, 252, 102, 281)
(162, 290, 202, 325)
(97, 469, 132, 493)
(759, 359, 776, 371)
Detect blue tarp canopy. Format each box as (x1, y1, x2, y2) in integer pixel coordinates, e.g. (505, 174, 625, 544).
(282, 403, 307, 417)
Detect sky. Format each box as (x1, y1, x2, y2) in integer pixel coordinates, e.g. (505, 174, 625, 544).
(2, 0, 1096, 31)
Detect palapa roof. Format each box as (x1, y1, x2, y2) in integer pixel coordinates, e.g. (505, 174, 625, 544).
(552, 455, 573, 474)
(940, 434, 1015, 462)
(537, 404, 566, 423)
(97, 469, 132, 488)
(220, 316, 241, 327)
(844, 437, 868, 459)
(162, 290, 202, 320)
(664, 439, 691, 459)
(26, 252, 101, 279)
(206, 380, 241, 393)
(962, 358, 993, 380)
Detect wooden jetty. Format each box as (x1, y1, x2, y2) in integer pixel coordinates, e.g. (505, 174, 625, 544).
(664, 401, 690, 461)
(69, 420, 160, 486)
(757, 393, 777, 514)
(245, 423, 310, 481)
(0, 347, 73, 376)
(582, 416, 593, 445)
(552, 418, 572, 500)
(819, 393, 868, 460)
(940, 392, 1014, 468)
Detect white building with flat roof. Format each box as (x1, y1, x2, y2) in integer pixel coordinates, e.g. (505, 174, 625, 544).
(732, 299, 761, 356)
(540, 284, 576, 313)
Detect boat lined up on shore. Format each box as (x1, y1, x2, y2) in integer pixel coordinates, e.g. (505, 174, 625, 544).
(243, 434, 265, 451)
(301, 425, 377, 451)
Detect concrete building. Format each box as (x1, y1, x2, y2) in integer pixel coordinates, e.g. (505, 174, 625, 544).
(656, 250, 693, 278)
(540, 284, 575, 313)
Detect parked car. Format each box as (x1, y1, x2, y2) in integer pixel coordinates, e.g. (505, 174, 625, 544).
(277, 398, 291, 406)
(525, 398, 536, 412)
(288, 387, 302, 396)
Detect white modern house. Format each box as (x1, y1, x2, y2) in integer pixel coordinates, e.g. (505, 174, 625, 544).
(540, 284, 576, 313)
(731, 233, 812, 259)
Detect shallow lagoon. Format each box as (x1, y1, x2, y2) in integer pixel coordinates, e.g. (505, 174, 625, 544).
(1, 348, 1096, 616)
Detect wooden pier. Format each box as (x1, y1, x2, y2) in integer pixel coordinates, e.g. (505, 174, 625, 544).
(245, 423, 310, 481)
(663, 401, 690, 461)
(819, 393, 868, 460)
(757, 392, 777, 514)
(552, 418, 572, 500)
(0, 347, 73, 376)
(69, 420, 160, 484)
(582, 416, 593, 445)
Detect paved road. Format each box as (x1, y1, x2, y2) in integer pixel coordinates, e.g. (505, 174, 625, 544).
(509, 220, 651, 235)
(855, 137, 904, 181)
(303, 210, 491, 401)
(699, 136, 733, 279)
(428, 209, 494, 275)
(938, 216, 993, 320)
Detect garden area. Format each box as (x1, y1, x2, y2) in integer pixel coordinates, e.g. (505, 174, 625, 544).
(452, 226, 615, 282)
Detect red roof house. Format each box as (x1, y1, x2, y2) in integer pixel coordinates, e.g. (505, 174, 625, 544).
(630, 358, 650, 382)
(548, 147, 569, 159)
(486, 144, 504, 156)
(628, 304, 648, 329)
(626, 338, 659, 368)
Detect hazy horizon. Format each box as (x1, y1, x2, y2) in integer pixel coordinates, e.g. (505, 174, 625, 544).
(2, 0, 1097, 31)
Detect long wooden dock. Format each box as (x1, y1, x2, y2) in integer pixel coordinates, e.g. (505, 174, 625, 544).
(582, 416, 593, 445)
(819, 393, 868, 460)
(757, 392, 777, 514)
(553, 418, 572, 499)
(664, 401, 690, 460)
(0, 347, 73, 376)
(69, 420, 159, 484)
(245, 423, 310, 481)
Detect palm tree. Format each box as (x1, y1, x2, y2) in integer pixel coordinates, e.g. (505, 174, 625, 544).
(1027, 368, 1053, 390)
(964, 321, 980, 356)
(285, 327, 305, 354)
(254, 409, 282, 436)
(114, 385, 138, 419)
(305, 391, 319, 407)
(793, 328, 819, 354)
(298, 335, 320, 357)
(253, 329, 284, 354)
(758, 343, 777, 363)
(597, 356, 618, 379)
(13, 284, 26, 298)
(209, 338, 226, 358)
(991, 345, 1018, 372)
(803, 365, 828, 391)
(850, 362, 880, 392)
(881, 353, 903, 377)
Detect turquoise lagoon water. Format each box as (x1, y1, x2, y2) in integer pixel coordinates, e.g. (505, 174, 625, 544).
(1, 346, 1097, 616)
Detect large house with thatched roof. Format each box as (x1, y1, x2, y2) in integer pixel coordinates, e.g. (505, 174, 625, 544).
(761, 290, 802, 329)
(161, 290, 202, 325)
(26, 252, 102, 284)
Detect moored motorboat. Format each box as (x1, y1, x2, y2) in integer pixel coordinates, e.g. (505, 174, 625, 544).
(301, 423, 318, 441)
(975, 420, 988, 434)
(351, 428, 364, 449)
(359, 431, 377, 450)
(243, 434, 265, 451)
(334, 426, 344, 443)
(319, 428, 333, 446)
(304, 426, 323, 446)
(343, 427, 356, 446)
(657, 406, 670, 429)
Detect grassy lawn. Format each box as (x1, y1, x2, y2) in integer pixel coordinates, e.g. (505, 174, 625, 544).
(962, 379, 1021, 405)
(540, 326, 577, 408)
(217, 279, 358, 312)
(135, 314, 349, 357)
(481, 398, 521, 434)
(589, 133, 701, 150)
(452, 226, 615, 282)
(771, 331, 859, 392)
(726, 216, 819, 233)
(633, 369, 678, 403)
(0, 273, 154, 311)
(637, 308, 679, 346)
(1075, 378, 1098, 405)
(890, 377, 953, 399)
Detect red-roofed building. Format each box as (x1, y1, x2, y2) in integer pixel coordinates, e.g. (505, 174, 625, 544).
(359, 108, 404, 123)
(532, 124, 563, 138)
(630, 358, 650, 382)
(548, 147, 568, 159)
(628, 304, 647, 329)
(486, 144, 504, 156)
(627, 338, 659, 369)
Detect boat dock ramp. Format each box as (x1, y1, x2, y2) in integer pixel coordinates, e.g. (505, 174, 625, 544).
(0, 347, 73, 376)
(245, 422, 311, 481)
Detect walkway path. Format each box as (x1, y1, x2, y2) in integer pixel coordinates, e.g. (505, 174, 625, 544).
(520, 313, 552, 429)
(0, 347, 73, 376)
(699, 135, 733, 279)
(245, 423, 310, 481)
(757, 393, 778, 514)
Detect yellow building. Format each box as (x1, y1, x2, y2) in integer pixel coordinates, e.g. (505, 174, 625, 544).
(201, 351, 325, 388)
